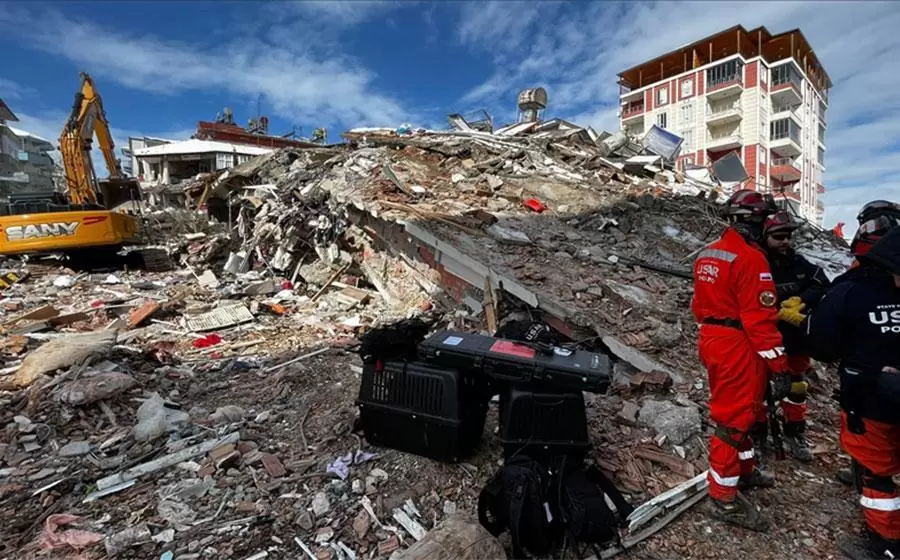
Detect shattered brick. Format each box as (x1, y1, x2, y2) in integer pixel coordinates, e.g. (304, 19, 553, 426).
(260, 453, 286, 478)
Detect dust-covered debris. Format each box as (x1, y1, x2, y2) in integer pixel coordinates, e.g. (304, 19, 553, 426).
(0, 122, 853, 560)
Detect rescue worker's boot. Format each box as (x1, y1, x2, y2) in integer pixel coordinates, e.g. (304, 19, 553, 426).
(836, 460, 864, 493)
(836, 529, 900, 559)
(739, 467, 775, 489)
(707, 492, 769, 532)
(784, 421, 813, 462)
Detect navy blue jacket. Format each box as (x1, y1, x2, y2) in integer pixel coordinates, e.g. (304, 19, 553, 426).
(769, 250, 830, 354)
(805, 266, 900, 424)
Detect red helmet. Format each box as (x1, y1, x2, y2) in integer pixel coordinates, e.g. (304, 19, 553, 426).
(857, 200, 900, 224)
(850, 213, 900, 257)
(722, 189, 777, 221)
(764, 211, 801, 237)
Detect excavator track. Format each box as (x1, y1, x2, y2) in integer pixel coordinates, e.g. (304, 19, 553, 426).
(128, 248, 175, 272)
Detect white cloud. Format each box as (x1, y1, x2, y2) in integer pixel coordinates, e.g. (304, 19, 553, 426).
(0, 77, 31, 102)
(282, 1, 403, 26)
(454, 1, 900, 235)
(0, 6, 414, 130)
(13, 110, 194, 179)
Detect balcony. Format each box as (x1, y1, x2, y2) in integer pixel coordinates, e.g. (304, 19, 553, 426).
(706, 102, 742, 125)
(706, 130, 743, 151)
(770, 129, 802, 158)
(771, 103, 801, 123)
(706, 75, 743, 100)
(620, 101, 645, 123)
(771, 80, 802, 106)
(619, 83, 643, 103)
(770, 157, 801, 183)
(817, 183, 825, 195)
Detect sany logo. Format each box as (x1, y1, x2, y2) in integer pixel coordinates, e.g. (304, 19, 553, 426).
(870, 310, 900, 333)
(5, 222, 79, 242)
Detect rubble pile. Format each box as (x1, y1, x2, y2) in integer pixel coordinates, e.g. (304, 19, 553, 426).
(0, 126, 856, 559)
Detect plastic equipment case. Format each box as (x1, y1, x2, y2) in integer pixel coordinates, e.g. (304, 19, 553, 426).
(497, 385, 590, 460)
(417, 330, 611, 393)
(356, 360, 490, 463)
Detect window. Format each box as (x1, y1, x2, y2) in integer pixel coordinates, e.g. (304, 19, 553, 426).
(760, 66, 767, 83)
(657, 87, 668, 106)
(657, 112, 668, 129)
(682, 129, 693, 152)
(237, 154, 251, 165)
(770, 118, 800, 144)
(706, 59, 744, 89)
(760, 150, 767, 165)
(681, 79, 693, 99)
(215, 152, 234, 170)
(772, 64, 802, 90)
(681, 103, 694, 125)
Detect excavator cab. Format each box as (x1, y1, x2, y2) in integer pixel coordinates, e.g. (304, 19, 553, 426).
(0, 73, 170, 270)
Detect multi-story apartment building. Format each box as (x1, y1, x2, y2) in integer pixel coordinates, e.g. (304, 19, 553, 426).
(617, 26, 830, 224)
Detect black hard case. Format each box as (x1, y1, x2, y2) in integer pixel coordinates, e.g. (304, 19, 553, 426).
(498, 385, 590, 460)
(417, 330, 611, 393)
(357, 360, 489, 463)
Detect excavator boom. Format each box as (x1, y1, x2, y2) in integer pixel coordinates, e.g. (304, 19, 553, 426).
(1, 72, 144, 259)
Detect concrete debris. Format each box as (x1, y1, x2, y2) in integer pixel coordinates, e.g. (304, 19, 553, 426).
(0, 117, 853, 559)
(638, 399, 701, 445)
(311, 491, 331, 517)
(58, 441, 91, 457)
(394, 516, 506, 560)
(56, 371, 137, 406)
(105, 524, 152, 556)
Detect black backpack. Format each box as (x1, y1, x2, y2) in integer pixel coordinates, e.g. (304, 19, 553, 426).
(479, 456, 632, 557)
(478, 456, 560, 557)
(557, 461, 634, 546)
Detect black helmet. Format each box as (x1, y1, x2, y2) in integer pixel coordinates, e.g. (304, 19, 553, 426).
(862, 226, 900, 276)
(722, 189, 777, 222)
(851, 212, 900, 257)
(764, 211, 801, 237)
(857, 200, 900, 224)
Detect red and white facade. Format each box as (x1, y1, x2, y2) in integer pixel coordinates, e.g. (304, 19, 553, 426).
(617, 26, 830, 224)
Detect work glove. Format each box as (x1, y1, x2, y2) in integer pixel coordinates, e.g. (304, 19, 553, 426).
(770, 373, 792, 401)
(778, 296, 807, 327)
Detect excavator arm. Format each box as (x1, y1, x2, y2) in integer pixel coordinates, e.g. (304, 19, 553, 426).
(58, 72, 131, 206)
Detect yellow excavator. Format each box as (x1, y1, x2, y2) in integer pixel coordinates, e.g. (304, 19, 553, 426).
(0, 73, 166, 268)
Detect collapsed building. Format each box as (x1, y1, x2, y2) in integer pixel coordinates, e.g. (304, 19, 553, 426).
(0, 97, 853, 558)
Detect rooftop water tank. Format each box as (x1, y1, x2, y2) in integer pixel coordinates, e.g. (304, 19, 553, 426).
(517, 88, 548, 111)
(517, 88, 548, 123)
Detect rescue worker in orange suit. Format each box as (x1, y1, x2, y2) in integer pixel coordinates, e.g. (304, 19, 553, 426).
(834, 200, 900, 488)
(692, 189, 792, 531)
(750, 211, 830, 463)
(801, 227, 900, 559)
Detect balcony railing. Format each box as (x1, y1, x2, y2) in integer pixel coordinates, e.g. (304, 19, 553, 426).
(707, 104, 742, 118)
(771, 157, 800, 169)
(707, 75, 743, 93)
(707, 131, 742, 148)
(772, 104, 799, 115)
(771, 129, 801, 144)
(621, 103, 645, 119)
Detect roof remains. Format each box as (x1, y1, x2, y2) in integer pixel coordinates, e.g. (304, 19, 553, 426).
(617, 25, 831, 94)
(133, 138, 274, 158)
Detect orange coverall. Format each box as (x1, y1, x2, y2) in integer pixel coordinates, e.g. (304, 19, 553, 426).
(692, 228, 788, 501)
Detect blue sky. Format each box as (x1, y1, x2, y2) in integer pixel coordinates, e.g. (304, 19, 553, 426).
(1, 1, 898, 234)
